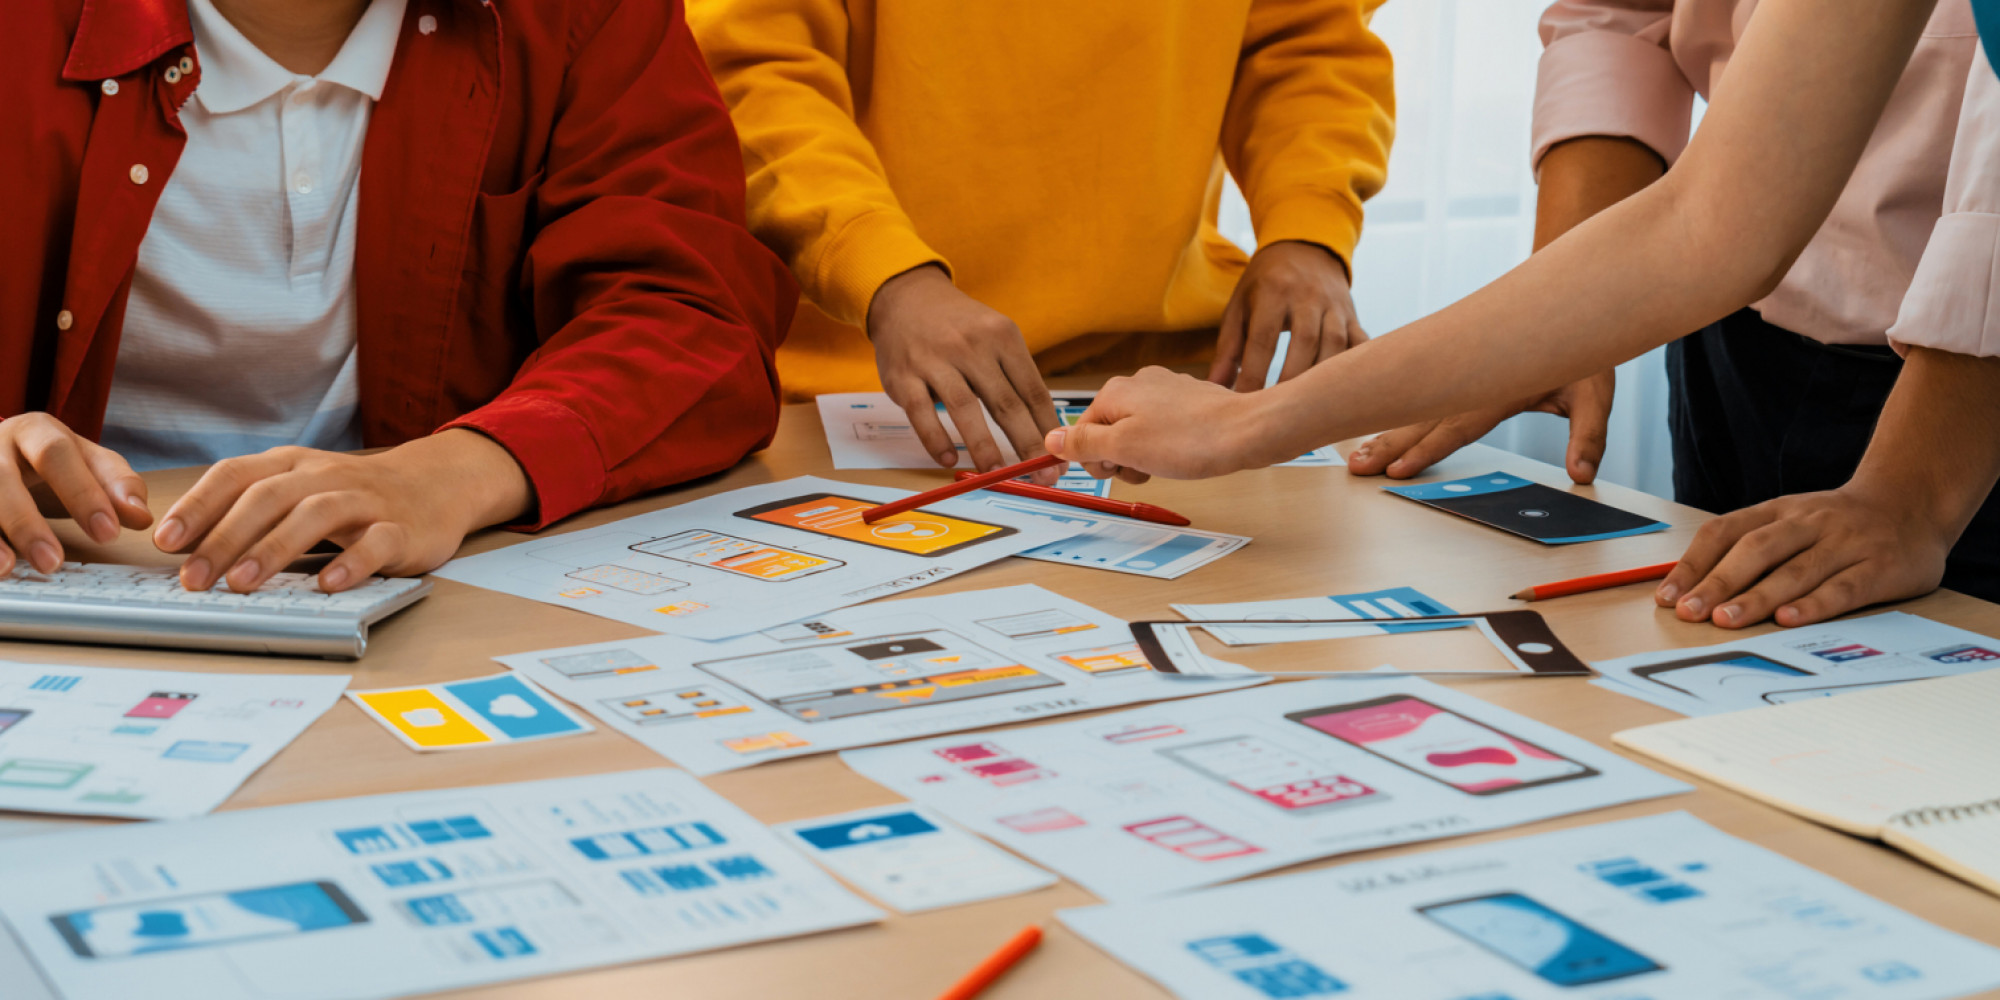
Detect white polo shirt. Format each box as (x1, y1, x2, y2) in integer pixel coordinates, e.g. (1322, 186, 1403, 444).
(101, 0, 407, 471)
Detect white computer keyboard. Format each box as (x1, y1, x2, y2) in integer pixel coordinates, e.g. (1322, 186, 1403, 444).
(0, 562, 431, 658)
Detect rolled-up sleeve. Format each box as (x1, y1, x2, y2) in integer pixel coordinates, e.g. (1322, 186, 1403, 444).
(1889, 42, 2000, 358)
(1531, 0, 1694, 174)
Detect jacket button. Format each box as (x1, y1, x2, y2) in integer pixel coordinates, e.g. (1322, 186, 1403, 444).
(419, 14, 437, 34)
(129, 164, 150, 185)
(56, 310, 74, 331)
(164, 66, 182, 84)
(101, 79, 119, 96)
(178, 56, 194, 75)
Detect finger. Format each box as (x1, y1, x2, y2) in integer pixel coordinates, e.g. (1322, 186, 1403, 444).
(934, 374, 1008, 473)
(158, 449, 298, 554)
(1274, 309, 1322, 385)
(1313, 310, 1361, 366)
(1346, 423, 1438, 477)
(81, 441, 152, 529)
(1047, 422, 1125, 470)
(226, 491, 379, 592)
(181, 469, 328, 590)
(1384, 413, 1509, 480)
(14, 422, 119, 544)
(1232, 296, 1287, 392)
(986, 349, 1063, 485)
(1562, 378, 1615, 486)
(320, 521, 409, 593)
(1775, 563, 1881, 628)
(0, 473, 62, 573)
(1708, 541, 1866, 630)
(885, 379, 959, 469)
(1208, 295, 1248, 385)
(1675, 518, 1817, 624)
(1656, 506, 1779, 607)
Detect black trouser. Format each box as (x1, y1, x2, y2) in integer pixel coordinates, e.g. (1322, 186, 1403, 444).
(1666, 308, 2000, 603)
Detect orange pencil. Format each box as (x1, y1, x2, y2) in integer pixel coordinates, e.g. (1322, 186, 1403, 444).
(1511, 561, 1679, 602)
(861, 454, 1065, 523)
(936, 925, 1043, 1000)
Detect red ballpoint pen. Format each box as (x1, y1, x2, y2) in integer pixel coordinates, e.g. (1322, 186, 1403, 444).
(954, 470, 1192, 526)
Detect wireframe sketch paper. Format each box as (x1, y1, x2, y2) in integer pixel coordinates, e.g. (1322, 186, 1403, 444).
(348, 672, 593, 752)
(778, 803, 1056, 913)
(432, 476, 1076, 640)
(0, 769, 881, 1000)
(1060, 811, 2000, 1000)
(839, 676, 1687, 900)
(495, 586, 1265, 776)
(958, 493, 1248, 579)
(1386, 473, 1667, 544)
(1173, 586, 1461, 646)
(1592, 612, 2000, 716)
(0, 661, 345, 819)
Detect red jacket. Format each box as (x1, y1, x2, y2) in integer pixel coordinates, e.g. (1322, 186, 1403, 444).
(9, 0, 794, 528)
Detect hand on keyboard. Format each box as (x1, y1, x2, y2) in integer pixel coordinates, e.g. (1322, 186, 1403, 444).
(0, 413, 153, 575)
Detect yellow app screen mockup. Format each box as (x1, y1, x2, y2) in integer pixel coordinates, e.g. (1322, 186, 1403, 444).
(741, 495, 1008, 556)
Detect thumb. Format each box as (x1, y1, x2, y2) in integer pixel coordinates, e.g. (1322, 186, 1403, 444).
(1564, 382, 1614, 485)
(1046, 422, 1123, 468)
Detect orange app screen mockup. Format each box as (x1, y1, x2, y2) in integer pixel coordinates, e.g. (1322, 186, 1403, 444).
(738, 495, 1012, 556)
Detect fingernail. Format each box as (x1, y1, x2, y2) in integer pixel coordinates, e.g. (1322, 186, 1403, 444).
(183, 557, 211, 590)
(1678, 595, 1705, 619)
(1717, 604, 1740, 625)
(1577, 459, 1598, 479)
(31, 541, 61, 573)
(1777, 605, 1798, 625)
(89, 512, 117, 542)
(935, 450, 958, 466)
(1656, 582, 1679, 603)
(321, 565, 349, 591)
(117, 488, 147, 512)
(1045, 428, 1068, 453)
(229, 559, 261, 590)
(156, 517, 185, 550)
(1352, 445, 1371, 459)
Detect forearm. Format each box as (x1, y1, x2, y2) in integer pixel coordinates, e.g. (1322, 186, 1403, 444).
(1532, 136, 1663, 251)
(402, 429, 533, 532)
(1850, 348, 2000, 536)
(1242, 0, 1936, 453)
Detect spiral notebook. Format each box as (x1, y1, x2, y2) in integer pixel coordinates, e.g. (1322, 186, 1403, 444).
(1613, 667, 2000, 897)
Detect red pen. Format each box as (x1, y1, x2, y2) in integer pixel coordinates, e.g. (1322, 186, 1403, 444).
(955, 471, 1192, 526)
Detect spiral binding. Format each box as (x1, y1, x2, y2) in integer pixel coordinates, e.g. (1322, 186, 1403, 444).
(1888, 798, 2000, 827)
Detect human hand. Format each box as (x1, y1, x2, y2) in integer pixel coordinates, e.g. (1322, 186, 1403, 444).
(869, 265, 1060, 484)
(1211, 241, 1367, 392)
(0, 413, 153, 574)
(1655, 483, 1951, 629)
(1044, 366, 1297, 483)
(1347, 370, 1615, 483)
(155, 430, 532, 593)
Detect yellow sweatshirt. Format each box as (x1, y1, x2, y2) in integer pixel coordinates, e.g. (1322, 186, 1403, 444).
(690, 0, 1395, 400)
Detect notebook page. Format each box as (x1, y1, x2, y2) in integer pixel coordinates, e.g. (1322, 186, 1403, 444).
(1886, 812, 2000, 898)
(1613, 669, 2000, 835)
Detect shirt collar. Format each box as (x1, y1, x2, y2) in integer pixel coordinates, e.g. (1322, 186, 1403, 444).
(188, 0, 408, 114)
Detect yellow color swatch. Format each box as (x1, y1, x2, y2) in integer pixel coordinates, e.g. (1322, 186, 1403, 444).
(355, 688, 492, 749)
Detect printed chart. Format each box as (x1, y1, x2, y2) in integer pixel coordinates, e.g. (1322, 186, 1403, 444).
(496, 586, 1264, 775)
(841, 676, 1686, 900)
(1061, 812, 2000, 1000)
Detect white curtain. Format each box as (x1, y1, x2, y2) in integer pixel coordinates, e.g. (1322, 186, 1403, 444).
(1218, 0, 1678, 498)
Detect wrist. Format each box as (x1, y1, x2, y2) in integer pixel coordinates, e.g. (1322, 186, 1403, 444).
(865, 263, 951, 338)
(1233, 382, 1312, 470)
(399, 430, 534, 533)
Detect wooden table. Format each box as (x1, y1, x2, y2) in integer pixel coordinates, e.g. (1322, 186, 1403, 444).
(13, 399, 2000, 999)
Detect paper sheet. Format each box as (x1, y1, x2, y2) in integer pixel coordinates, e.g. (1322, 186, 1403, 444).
(433, 476, 1075, 641)
(960, 494, 1248, 579)
(1592, 612, 2000, 716)
(1172, 586, 1461, 645)
(1060, 811, 2000, 1000)
(1386, 472, 1667, 544)
(348, 673, 593, 752)
(839, 676, 1687, 900)
(0, 661, 345, 819)
(0, 769, 880, 1000)
(777, 804, 1056, 912)
(816, 392, 1338, 486)
(494, 585, 1265, 775)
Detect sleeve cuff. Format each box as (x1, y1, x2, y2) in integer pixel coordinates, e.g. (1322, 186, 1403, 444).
(1253, 191, 1365, 274)
(810, 209, 950, 328)
(1888, 213, 2000, 358)
(1531, 31, 1695, 174)
(441, 394, 607, 530)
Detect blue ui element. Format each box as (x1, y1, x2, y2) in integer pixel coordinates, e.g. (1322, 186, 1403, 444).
(794, 810, 939, 851)
(570, 822, 726, 861)
(473, 927, 536, 959)
(1420, 893, 1661, 987)
(409, 816, 492, 845)
(404, 894, 476, 926)
(336, 826, 404, 855)
(1186, 934, 1348, 997)
(30, 675, 81, 693)
(372, 859, 453, 887)
(1581, 857, 1705, 905)
(162, 740, 249, 763)
(445, 675, 583, 740)
(1862, 962, 1923, 983)
(1327, 587, 1458, 635)
(711, 855, 774, 881)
